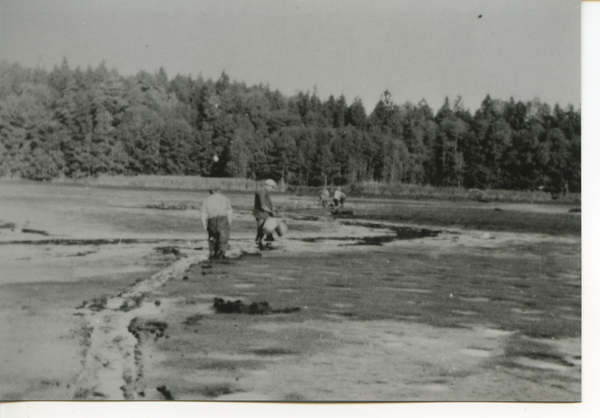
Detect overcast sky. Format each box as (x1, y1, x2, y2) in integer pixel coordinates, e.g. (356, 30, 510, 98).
(0, 0, 580, 112)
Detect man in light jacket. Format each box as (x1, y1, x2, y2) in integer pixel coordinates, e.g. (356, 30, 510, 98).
(200, 187, 233, 259)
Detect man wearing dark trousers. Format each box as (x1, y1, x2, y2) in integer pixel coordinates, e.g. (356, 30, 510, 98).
(253, 179, 277, 249)
(200, 188, 233, 259)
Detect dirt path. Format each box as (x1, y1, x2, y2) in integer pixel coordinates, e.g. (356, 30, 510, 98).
(69, 253, 208, 400)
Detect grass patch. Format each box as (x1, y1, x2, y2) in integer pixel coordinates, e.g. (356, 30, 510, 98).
(346, 205, 579, 235)
(288, 181, 580, 203)
(202, 243, 580, 339)
(51, 174, 261, 191)
(251, 348, 296, 356)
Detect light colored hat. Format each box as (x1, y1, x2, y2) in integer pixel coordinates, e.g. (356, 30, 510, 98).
(265, 179, 277, 187)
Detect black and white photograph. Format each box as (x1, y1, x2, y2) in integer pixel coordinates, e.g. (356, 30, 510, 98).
(0, 0, 591, 410)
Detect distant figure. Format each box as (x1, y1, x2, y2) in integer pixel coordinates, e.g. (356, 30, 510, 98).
(333, 187, 346, 212)
(319, 188, 330, 207)
(253, 179, 278, 249)
(200, 188, 233, 259)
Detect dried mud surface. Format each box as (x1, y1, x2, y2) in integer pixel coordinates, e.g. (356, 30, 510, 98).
(0, 182, 581, 401)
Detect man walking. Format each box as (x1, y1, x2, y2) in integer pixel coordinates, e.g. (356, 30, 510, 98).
(319, 188, 330, 207)
(253, 179, 278, 249)
(200, 187, 233, 259)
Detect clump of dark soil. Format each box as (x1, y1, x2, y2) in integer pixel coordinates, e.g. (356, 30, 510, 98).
(342, 221, 441, 240)
(287, 214, 321, 221)
(22, 228, 49, 236)
(197, 383, 235, 398)
(298, 223, 440, 245)
(146, 203, 191, 211)
(76, 296, 108, 311)
(213, 298, 300, 315)
(156, 385, 174, 400)
(240, 251, 262, 258)
(118, 295, 146, 312)
(155, 246, 183, 257)
(520, 352, 575, 367)
(331, 210, 354, 217)
(128, 318, 169, 341)
(72, 250, 96, 257)
(252, 348, 296, 356)
(184, 314, 205, 325)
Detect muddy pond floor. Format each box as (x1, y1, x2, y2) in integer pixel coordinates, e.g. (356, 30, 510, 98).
(0, 182, 582, 402)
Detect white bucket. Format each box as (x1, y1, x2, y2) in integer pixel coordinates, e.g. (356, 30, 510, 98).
(262, 217, 279, 235)
(275, 220, 288, 236)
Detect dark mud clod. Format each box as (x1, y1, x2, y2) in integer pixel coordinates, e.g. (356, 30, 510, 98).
(299, 224, 440, 246)
(156, 385, 174, 400)
(41, 380, 60, 386)
(73, 250, 95, 257)
(156, 246, 182, 256)
(182, 275, 189, 281)
(252, 347, 295, 356)
(155, 300, 161, 307)
(240, 251, 262, 258)
(83, 296, 107, 312)
(331, 210, 354, 217)
(213, 298, 300, 315)
(198, 384, 234, 398)
(146, 203, 189, 211)
(75, 301, 88, 309)
(288, 214, 320, 221)
(22, 228, 49, 236)
(118, 294, 145, 312)
(184, 314, 205, 325)
(128, 317, 168, 341)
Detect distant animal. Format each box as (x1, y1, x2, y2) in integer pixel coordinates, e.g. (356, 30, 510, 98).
(478, 14, 482, 18)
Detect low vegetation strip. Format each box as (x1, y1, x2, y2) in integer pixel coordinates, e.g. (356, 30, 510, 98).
(350, 206, 581, 236)
(40, 175, 580, 204)
(49, 175, 260, 191)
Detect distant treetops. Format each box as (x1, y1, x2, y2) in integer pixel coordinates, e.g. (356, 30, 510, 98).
(0, 60, 579, 196)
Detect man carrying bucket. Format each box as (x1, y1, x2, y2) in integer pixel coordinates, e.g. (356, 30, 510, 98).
(253, 179, 279, 249)
(200, 187, 233, 259)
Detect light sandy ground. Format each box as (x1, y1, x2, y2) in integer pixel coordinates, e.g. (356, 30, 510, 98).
(0, 182, 582, 402)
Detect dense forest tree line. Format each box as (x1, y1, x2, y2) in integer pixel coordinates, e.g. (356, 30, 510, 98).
(0, 60, 580, 196)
